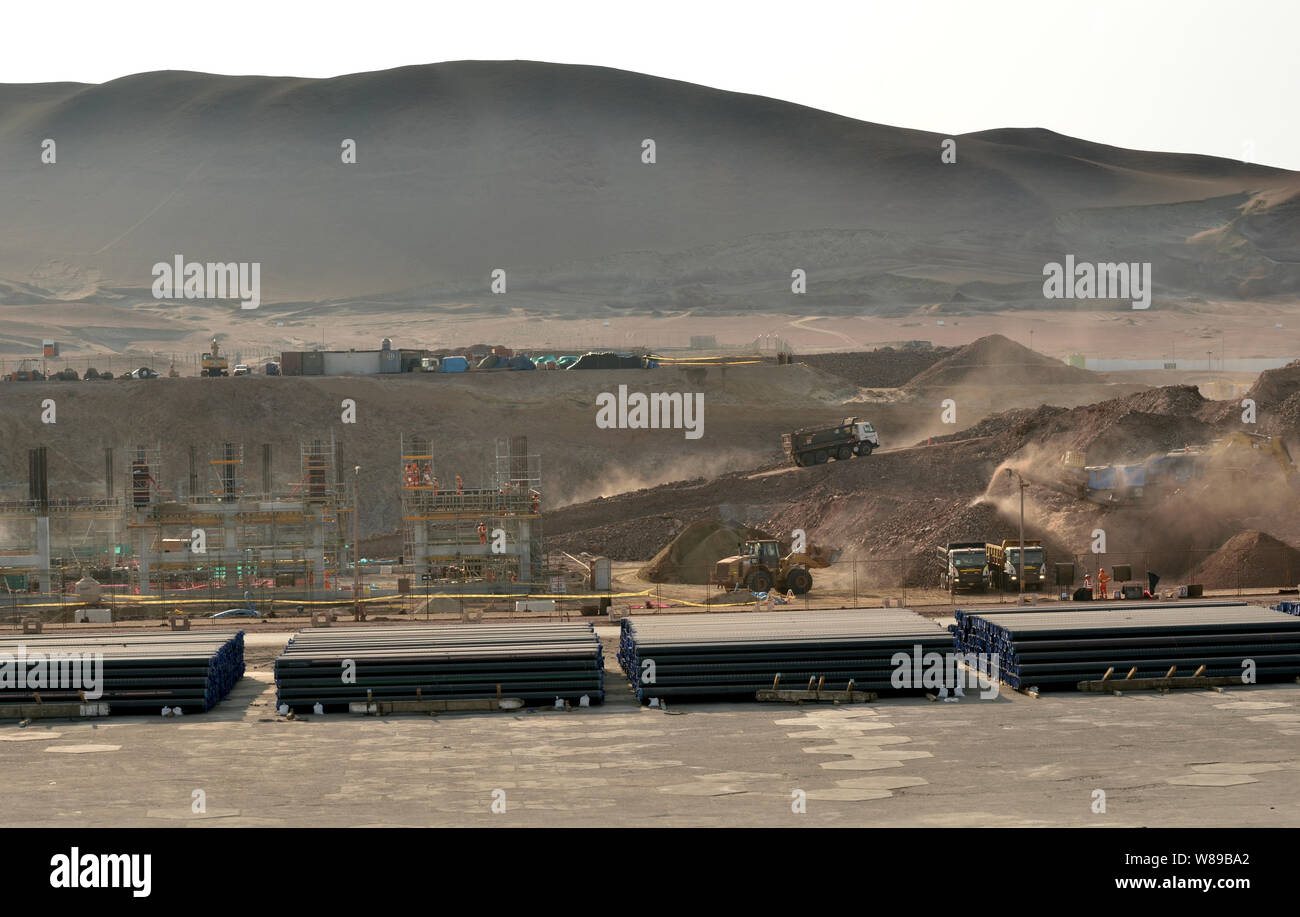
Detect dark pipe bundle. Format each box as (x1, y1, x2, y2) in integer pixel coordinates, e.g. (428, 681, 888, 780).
(951, 602, 1300, 690)
(618, 609, 951, 703)
(1274, 601, 1299, 617)
(274, 623, 604, 712)
(0, 631, 245, 712)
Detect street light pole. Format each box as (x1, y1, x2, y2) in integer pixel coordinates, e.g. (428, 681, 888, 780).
(1008, 469, 1027, 601)
(352, 465, 362, 622)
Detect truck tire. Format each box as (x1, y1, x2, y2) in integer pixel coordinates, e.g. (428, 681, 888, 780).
(786, 568, 812, 595)
(856, 443, 874, 457)
(794, 453, 806, 467)
(746, 570, 773, 593)
(837, 446, 852, 461)
(815, 450, 828, 464)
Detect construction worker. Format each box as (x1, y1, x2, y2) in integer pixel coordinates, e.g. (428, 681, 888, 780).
(456, 475, 463, 495)
(431, 476, 439, 496)
(404, 462, 418, 487)
(1084, 571, 1092, 596)
(477, 522, 487, 545)
(420, 463, 433, 486)
(530, 491, 540, 514)
(1097, 567, 1110, 600)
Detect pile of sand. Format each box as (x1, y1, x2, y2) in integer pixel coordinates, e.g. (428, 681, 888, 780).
(906, 334, 1096, 388)
(799, 346, 954, 389)
(1194, 531, 1300, 588)
(639, 519, 773, 584)
(1246, 359, 1300, 408)
(931, 385, 1214, 464)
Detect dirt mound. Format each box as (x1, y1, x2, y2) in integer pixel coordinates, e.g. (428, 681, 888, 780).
(906, 334, 1096, 388)
(1246, 359, 1300, 408)
(639, 519, 773, 584)
(933, 385, 1215, 464)
(1268, 391, 1300, 440)
(799, 346, 954, 389)
(1194, 531, 1300, 588)
(547, 514, 689, 562)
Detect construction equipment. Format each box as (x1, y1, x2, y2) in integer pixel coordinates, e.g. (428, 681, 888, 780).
(1057, 433, 1296, 506)
(782, 417, 879, 467)
(1209, 431, 1297, 480)
(3, 359, 45, 382)
(201, 338, 230, 377)
(986, 539, 1046, 591)
(711, 539, 828, 595)
(1057, 450, 1146, 504)
(938, 541, 991, 593)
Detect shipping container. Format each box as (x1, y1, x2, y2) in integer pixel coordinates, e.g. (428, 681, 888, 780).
(323, 350, 380, 376)
(280, 351, 304, 376)
(302, 351, 325, 376)
(439, 356, 469, 373)
(379, 350, 400, 373)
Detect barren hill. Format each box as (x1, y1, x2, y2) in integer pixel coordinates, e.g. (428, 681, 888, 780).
(2, 60, 1298, 329)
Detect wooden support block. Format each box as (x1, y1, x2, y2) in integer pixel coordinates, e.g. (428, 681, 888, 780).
(0, 702, 109, 719)
(1077, 675, 1238, 693)
(756, 689, 877, 704)
(350, 697, 526, 715)
(21, 617, 42, 634)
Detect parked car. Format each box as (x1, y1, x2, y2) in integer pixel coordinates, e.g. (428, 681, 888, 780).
(129, 367, 159, 379)
(232, 364, 250, 376)
(209, 607, 262, 618)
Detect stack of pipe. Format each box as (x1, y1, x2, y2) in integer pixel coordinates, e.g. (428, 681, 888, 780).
(274, 623, 603, 712)
(0, 631, 245, 712)
(618, 609, 950, 703)
(1273, 601, 1299, 617)
(952, 602, 1300, 690)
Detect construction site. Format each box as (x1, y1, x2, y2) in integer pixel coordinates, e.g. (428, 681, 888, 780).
(2, 327, 1300, 833)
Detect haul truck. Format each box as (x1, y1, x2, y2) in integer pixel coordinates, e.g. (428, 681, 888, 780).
(782, 417, 879, 467)
(938, 542, 990, 593)
(986, 539, 1046, 591)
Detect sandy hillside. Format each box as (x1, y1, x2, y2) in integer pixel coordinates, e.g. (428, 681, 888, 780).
(1, 61, 1298, 336)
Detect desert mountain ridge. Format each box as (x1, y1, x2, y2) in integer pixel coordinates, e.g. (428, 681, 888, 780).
(1, 60, 1297, 319)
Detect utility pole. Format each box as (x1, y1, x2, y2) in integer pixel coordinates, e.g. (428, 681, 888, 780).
(352, 465, 363, 621)
(1008, 469, 1028, 600)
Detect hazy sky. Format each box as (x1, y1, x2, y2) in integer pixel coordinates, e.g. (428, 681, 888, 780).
(9, 1, 1298, 170)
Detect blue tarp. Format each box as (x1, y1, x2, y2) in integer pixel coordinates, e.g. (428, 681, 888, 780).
(439, 356, 468, 373)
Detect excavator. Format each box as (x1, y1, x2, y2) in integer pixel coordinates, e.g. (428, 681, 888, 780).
(712, 539, 830, 595)
(201, 338, 229, 377)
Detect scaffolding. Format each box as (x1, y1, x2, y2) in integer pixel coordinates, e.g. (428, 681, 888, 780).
(401, 434, 542, 584)
(122, 440, 344, 595)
